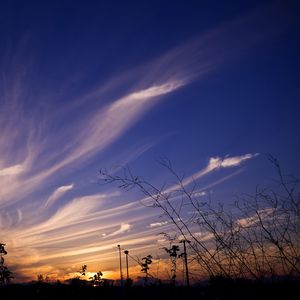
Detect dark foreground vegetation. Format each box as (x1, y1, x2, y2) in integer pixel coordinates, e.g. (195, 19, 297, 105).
(101, 157, 300, 280)
(1, 157, 299, 299)
(1, 278, 300, 300)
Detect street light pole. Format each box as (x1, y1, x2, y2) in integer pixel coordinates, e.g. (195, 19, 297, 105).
(180, 240, 190, 287)
(117, 244, 123, 286)
(124, 250, 129, 280)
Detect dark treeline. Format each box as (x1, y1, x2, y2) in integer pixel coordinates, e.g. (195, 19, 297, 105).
(1, 279, 300, 300)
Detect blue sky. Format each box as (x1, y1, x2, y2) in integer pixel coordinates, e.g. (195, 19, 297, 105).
(0, 0, 300, 281)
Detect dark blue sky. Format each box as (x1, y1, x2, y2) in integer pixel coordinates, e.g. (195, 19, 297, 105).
(0, 0, 300, 281)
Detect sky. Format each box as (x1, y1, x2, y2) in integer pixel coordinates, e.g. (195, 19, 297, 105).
(0, 0, 300, 282)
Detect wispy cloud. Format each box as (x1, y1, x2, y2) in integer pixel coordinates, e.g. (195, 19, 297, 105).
(44, 184, 74, 209)
(171, 153, 259, 190)
(0, 2, 270, 209)
(138, 153, 257, 212)
(17, 194, 108, 236)
(148, 221, 168, 228)
(0, 164, 24, 176)
(220, 153, 259, 168)
(104, 223, 132, 238)
(193, 191, 207, 197)
(0, 79, 186, 209)
(236, 208, 275, 228)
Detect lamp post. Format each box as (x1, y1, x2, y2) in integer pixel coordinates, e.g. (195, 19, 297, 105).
(180, 240, 190, 287)
(117, 244, 123, 286)
(124, 250, 129, 280)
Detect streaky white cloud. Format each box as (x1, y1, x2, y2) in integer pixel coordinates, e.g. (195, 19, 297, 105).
(121, 81, 185, 101)
(178, 231, 214, 242)
(23, 80, 185, 191)
(0, 6, 267, 210)
(194, 231, 215, 242)
(197, 169, 243, 191)
(221, 153, 259, 167)
(109, 141, 158, 173)
(42, 194, 103, 228)
(0, 44, 190, 210)
(0, 164, 24, 176)
(169, 153, 259, 190)
(140, 154, 257, 207)
(17, 209, 23, 223)
(148, 221, 168, 228)
(34, 234, 158, 262)
(194, 191, 207, 197)
(206, 153, 258, 171)
(236, 207, 275, 228)
(44, 184, 74, 209)
(105, 223, 131, 237)
(17, 194, 107, 237)
(11, 208, 155, 251)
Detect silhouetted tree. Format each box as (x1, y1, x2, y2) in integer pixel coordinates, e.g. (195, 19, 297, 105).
(141, 255, 152, 285)
(89, 270, 103, 286)
(37, 274, 44, 282)
(79, 265, 87, 277)
(0, 243, 13, 285)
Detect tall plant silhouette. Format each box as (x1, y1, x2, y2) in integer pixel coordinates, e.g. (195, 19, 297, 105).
(141, 255, 152, 285)
(79, 265, 87, 278)
(90, 270, 103, 286)
(164, 245, 180, 285)
(0, 243, 13, 285)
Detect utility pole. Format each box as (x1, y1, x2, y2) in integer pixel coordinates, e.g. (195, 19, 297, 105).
(124, 250, 129, 280)
(117, 244, 123, 286)
(180, 240, 190, 287)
